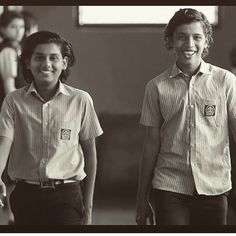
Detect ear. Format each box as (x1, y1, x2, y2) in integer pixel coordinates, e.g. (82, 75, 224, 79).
(204, 37, 209, 49)
(168, 36, 174, 50)
(62, 56, 68, 70)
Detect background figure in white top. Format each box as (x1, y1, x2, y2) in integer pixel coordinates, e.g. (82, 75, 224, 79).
(0, 10, 25, 106)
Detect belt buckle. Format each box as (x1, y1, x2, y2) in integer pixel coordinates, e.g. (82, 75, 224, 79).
(40, 180, 55, 189)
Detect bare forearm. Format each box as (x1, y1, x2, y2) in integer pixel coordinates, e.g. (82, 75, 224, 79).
(0, 136, 12, 177)
(137, 127, 161, 202)
(83, 153, 97, 212)
(137, 144, 160, 201)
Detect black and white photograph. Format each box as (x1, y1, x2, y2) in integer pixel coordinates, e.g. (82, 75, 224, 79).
(0, 4, 236, 233)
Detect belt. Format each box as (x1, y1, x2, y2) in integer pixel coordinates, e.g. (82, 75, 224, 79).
(19, 179, 77, 189)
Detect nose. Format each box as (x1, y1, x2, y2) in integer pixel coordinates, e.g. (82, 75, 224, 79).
(42, 57, 51, 68)
(186, 36, 194, 47)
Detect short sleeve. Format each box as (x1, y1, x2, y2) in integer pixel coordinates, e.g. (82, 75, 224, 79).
(226, 71, 236, 136)
(140, 81, 163, 127)
(79, 92, 103, 141)
(0, 94, 15, 140)
(0, 48, 17, 80)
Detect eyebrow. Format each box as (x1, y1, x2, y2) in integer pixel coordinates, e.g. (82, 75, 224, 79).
(175, 33, 204, 37)
(33, 52, 60, 56)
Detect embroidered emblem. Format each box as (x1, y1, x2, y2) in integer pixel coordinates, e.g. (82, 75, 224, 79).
(60, 129, 71, 140)
(204, 105, 216, 116)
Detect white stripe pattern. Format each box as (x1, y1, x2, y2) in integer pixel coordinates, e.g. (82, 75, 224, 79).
(0, 82, 103, 182)
(140, 60, 236, 196)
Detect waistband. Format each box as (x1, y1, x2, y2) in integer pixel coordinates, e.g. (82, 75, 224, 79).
(18, 179, 78, 189)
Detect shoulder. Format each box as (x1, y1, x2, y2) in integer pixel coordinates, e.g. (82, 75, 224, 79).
(207, 63, 236, 85)
(208, 63, 234, 77)
(7, 85, 29, 98)
(63, 84, 93, 102)
(146, 67, 171, 89)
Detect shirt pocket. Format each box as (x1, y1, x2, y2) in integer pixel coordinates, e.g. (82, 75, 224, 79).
(196, 98, 222, 127)
(53, 119, 79, 147)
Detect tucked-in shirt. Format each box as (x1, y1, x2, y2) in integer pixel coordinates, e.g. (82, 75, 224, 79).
(140, 60, 236, 196)
(0, 82, 103, 182)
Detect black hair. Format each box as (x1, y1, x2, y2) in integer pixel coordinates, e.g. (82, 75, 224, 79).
(20, 30, 75, 83)
(22, 10, 38, 34)
(0, 10, 24, 39)
(164, 8, 213, 58)
(0, 10, 24, 28)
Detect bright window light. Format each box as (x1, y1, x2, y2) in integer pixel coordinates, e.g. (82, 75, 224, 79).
(78, 6, 218, 26)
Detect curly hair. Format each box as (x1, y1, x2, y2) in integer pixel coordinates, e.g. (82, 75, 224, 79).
(164, 8, 213, 58)
(20, 31, 75, 83)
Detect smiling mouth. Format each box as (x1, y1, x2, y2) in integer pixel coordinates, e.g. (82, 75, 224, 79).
(40, 71, 53, 75)
(183, 51, 196, 58)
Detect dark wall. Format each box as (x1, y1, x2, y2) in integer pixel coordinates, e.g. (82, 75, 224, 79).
(25, 6, 236, 114)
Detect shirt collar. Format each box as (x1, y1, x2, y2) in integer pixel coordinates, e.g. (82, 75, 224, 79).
(169, 60, 211, 79)
(25, 81, 70, 97)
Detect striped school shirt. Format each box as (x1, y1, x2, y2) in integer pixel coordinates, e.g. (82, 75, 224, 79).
(140, 60, 236, 196)
(0, 82, 103, 182)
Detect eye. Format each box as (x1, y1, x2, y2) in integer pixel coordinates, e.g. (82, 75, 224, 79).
(50, 55, 59, 61)
(177, 35, 186, 40)
(33, 55, 44, 61)
(194, 35, 203, 40)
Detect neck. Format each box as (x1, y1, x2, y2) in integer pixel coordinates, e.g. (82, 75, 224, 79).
(34, 82, 59, 102)
(177, 61, 202, 77)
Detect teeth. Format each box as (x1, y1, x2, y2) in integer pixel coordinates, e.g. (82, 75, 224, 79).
(41, 71, 51, 74)
(183, 51, 195, 58)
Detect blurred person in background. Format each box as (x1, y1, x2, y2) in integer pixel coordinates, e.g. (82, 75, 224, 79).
(0, 10, 25, 107)
(22, 10, 38, 38)
(0, 9, 25, 225)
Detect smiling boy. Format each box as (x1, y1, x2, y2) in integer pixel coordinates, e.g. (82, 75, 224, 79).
(136, 8, 236, 225)
(0, 31, 103, 225)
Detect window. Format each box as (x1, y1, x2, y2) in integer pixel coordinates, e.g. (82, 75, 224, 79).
(78, 6, 219, 26)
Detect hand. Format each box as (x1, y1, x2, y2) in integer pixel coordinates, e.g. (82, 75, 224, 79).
(82, 209, 92, 225)
(136, 200, 154, 225)
(0, 179, 6, 208)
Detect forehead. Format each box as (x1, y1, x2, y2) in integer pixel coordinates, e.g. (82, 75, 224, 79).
(8, 18, 24, 25)
(175, 21, 205, 35)
(32, 43, 62, 54)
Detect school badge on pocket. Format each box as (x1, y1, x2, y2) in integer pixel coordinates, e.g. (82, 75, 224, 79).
(204, 104, 216, 116)
(60, 129, 71, 140)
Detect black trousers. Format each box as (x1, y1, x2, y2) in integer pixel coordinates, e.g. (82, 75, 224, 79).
(10, 181, 84, 225)
(154, 189, 228, 225)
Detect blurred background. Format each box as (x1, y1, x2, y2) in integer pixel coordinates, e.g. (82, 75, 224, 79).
(1, 5, 236, 225)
